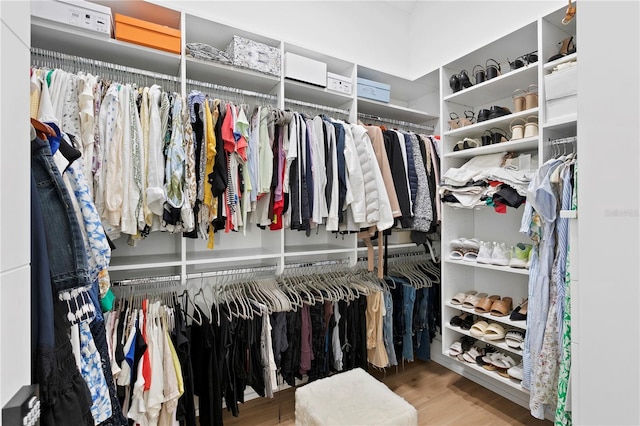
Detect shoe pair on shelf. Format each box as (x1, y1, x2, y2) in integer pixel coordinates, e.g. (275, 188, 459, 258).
(477, 241, 510, 266)
(449, 238, 480, 261)
(510, 299, 528, 321)
(450, 292, 513, 317)
(509, 243, 533, 269)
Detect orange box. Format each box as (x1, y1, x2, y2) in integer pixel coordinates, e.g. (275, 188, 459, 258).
(114, 13, 180, 54)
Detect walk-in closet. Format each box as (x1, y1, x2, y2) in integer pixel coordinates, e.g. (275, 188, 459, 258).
(1, 1, 638, 425)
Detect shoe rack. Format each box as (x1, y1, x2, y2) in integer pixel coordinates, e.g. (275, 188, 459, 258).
(437, 4, 577, 409)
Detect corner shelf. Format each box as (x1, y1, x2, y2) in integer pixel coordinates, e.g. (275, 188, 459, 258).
(444, 108, 539, 138)
(357, 98, 438, 124)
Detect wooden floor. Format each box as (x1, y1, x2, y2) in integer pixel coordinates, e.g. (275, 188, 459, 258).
(221, 360, 551, 425)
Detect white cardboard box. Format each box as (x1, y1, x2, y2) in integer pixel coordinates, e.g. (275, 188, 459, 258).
(327, 72, 352, 95)
(284, 52, 327, 87)
(31, 0, 112, 37)
(545, 64, 577, 100)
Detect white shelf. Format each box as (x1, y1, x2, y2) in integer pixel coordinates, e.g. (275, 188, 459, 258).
(544, 113, 577, 129)
(357, 242, 417, 252)
(560, 210, 578, 219)
(444, 259, 530, 275)
(447, 356, 527, 393)
(543, 52, 578, 71)
(109, 254, 182, 271)
(444, 108, 539, 139)
(444, 64, 538, 107)
(445, 301, 527, 331)
(31, 17, 181, 76)
(444, 136, 538, 159)
(186, 248, 281, 265)
(185, 57, 280, 94)
(444, 324, 523, 356)
(284, 80, 354, 109)
(357, 98, 438, 124)
(284, 244, 356, 257)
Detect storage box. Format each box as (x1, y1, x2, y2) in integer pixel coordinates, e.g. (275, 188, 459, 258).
(226, 35, 281, 77)
(546, 94, 577, 120)
(357, 77, 391, 103)
(31, 0, 112, 37)
(544, 64, 577, 100)
(115, 14, 180, 54)
(327, 72, 352, 95)
(284, 52, 327, 87)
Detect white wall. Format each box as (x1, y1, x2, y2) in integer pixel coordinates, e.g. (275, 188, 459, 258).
(153, 0, 413, 78)
(0, 0, 31, 409)
(575, 1, 639, 424)
(407, 0, 565, 77)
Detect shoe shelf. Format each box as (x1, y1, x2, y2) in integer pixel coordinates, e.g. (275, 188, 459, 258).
(444, 107, 539, 138)
(449, 356, 527, 393)
(444, 324, 523, 356)
(445, 301, 527, 331)
(443, 136, 539, 159)
(543, 52, 578, 71)
(443, 64, 538, 107)
(443, 259, 530, 276)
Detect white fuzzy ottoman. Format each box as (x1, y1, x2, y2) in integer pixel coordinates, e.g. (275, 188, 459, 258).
(295, 368, 418, 425)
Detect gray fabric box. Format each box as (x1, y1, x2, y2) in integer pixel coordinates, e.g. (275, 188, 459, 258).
(225, 35, 281, 76)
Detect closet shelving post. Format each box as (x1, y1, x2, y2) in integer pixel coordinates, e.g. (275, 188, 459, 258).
(438, 16, 540, 408)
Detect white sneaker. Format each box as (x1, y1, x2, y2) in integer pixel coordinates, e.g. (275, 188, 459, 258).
(491, 242, 511, 266)
(476, 241, 494, 264)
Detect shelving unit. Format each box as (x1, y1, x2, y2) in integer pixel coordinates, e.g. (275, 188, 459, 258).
(437, 3, 577, 408)
(30, 1, 439, 284)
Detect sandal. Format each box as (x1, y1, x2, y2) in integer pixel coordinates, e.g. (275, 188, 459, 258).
(462, 137, 481, 149)
(484, 323, 506, 341)
(470, 320, 489, 338)
(505, 330, 525, 349)
(490, 297, 513, 317)
(462, 292, 488, 309)
(510, 299, 528, 321)
(463, 346, 483, 363)
(451, 290, 477, 305)
(474, 295, 500, 313)
(448, 112, 461, 129)
(448, 341, 463, 357)
(492, 354, 516, 369)
(450, 312, 469, 327)
(460, 314, 475, 330)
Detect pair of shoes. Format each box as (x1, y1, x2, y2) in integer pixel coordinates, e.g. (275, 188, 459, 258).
(481, 128, 509, 146)
(480, 352, 517, 374)
(507, 361, 524, 380)
(548, 36, 576, 62)
(470, 321, 506, 341)
(476, 241, 511, 266)
(450, 290, 477, 305)
(488, 105, 512, 120)
(512, 85, 538, 112)
(474, 296, 512, 317)
(449, 238, 480, 261)
(510, 299, 528, 321)
(448, 111, 475, 130)
(453, 137, 481, 151)
(509, 243, 533, 268)
(508, 50, 538, 71)
(449, 69, 473, 93)
(450, 312, 475, 330)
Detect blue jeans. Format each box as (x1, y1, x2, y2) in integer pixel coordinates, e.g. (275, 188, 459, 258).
(402, 285, 416, 362)
(382, 290, 398, 367)
(415, 288, 431, 361)
(31, 136, 90, 292)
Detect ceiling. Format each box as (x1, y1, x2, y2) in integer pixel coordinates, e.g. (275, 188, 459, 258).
(382, 0, 418, 13)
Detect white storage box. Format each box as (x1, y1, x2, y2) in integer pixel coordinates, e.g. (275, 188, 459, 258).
(544, 64, 577, 100)
(226, 35, 281, 77)
(285, 52, 327, 87)
(357, 77, 391, 103)
(31, 0, 112, 37)
(546, 95, 577, 120)
(327, 72, 352, 95)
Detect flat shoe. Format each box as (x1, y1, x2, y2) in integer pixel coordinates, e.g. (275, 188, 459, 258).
(484, 323, 506, 341)
(470, 320, 489, 337)
(451, 290, 477, 305)
(490, 297, 513, 317)
(505, 330, 525, 349)
(462, 293, 488, 309)
(460, 314, 475, 330)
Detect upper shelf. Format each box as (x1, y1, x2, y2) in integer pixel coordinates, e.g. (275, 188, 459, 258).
(444, 64, 538, 107)
(185, 57, 280, 94)
(284, 80, 354, 109)
(444, 136, 538, 159)
(31, 17, 181, 76)
(357, 99, 438, 124)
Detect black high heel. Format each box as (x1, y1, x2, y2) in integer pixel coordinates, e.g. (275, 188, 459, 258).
(449, 74, 461, 93)
(459, 69, 473, 89)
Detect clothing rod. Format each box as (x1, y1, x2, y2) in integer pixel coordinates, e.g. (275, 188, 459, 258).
(284, 98, 350, 116)
(31, 48, 276, 99)
(186, 265, 277, 280)
(549, 136, 577, 144)
(358, 112, 434, 132)
(113, 274, 182, 287)
(282, 258, 351, 270)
